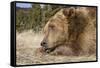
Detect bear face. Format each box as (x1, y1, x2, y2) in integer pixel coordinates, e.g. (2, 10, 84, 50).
(41, 7, 96, 56)
(41, 9, 69, 53)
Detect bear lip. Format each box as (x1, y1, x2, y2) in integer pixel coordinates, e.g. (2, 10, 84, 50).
(44, 44, 65, 53)
(42, 42, 68, 53)
(43, 47, 56, 53)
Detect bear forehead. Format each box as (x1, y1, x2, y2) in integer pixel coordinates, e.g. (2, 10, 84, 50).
(53, 9, 66, 20)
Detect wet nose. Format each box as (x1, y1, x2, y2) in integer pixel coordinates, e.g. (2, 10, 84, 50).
(41, 41, 47, 47)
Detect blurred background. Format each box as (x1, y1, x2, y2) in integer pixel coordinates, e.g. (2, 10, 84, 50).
(16, 3, 68, 32)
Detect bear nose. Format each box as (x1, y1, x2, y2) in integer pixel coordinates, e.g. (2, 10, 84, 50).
(41, 41, 47, 47)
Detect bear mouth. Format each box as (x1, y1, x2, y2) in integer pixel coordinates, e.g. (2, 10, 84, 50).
(42, 42, 67, 53)
(45, 48, 55, 53)
(43, 44, 62, 53)
(44, 47, 55, 53)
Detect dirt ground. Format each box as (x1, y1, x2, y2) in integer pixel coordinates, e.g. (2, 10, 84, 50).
(16, 30, 96, 65)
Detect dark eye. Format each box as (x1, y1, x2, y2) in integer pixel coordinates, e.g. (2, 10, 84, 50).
(49, 25, 55, 30)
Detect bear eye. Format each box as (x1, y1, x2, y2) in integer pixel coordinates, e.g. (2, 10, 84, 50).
(49, 25, 55, 30)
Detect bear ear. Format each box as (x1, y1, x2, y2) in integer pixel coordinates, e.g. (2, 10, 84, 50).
(63, 7, 75, 18)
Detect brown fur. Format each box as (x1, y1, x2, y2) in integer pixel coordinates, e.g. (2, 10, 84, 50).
(41, 7, 96, 56)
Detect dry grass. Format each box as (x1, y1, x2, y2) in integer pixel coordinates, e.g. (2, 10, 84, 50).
(16, 30, 96, 65)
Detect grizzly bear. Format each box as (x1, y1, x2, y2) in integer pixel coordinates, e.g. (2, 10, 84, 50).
(41, 7, 96, 56)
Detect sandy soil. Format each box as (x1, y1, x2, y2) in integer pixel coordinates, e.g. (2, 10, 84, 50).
(16, 30, 96, 65)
